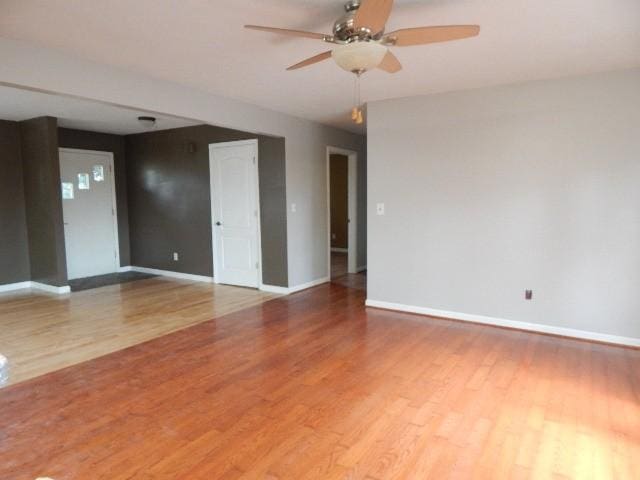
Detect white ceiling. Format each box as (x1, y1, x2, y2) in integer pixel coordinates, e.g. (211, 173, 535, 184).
(0, 85, 199, 135)
(1, 0, 639, 134)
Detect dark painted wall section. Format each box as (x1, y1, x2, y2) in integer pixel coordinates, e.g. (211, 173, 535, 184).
(125, 125, 288, 287)
(257, 136, 288, 287)
(20, 117, 68, 287)
(330, 154, 349, 249)
(58, 128, 131, 266)
(0, 120, 30, 285)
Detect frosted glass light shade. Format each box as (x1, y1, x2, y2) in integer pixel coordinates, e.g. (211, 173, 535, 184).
(332, 42, 387, 73)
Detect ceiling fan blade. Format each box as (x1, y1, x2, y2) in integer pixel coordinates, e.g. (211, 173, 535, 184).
(384, 25, 480, 46)
(287, 51, 333, 71)
(245, 25, 330, 41)
(378, 51, 402, 73)
(353, 0, 395, 34)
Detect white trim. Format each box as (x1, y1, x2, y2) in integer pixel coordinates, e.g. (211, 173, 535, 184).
(0, 281, 32, 293)
(331, 247, 348, 253)
(259, 284, 291, 295)
(59, 148, 121, 279)
(0, 281, 71, 294)
(209, 139, 262, 289)
(129, 266, 213, 284)
(31, 282, 71, 294)
(365, 299, 640, 348)
(326, 146, 358, 277)
(117, 266, 133, 272)
(357, 265, 367, 273)
(260, 276, 330, 295)
(290, 276, 330, 293)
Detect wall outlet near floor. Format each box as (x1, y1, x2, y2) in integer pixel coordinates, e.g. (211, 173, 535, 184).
(291, 203, 297, 213)
(173, 252, 179, 261)
(525, 290, 533, 300)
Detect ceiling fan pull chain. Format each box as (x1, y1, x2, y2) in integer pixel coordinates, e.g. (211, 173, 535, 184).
(351, 76, 360, 122)
(354, 72, 364, 124)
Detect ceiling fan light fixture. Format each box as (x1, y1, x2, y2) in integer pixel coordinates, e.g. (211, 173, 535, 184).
(331, 41, 387, 73)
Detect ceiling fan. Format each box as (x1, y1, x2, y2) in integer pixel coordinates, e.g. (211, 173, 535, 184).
(245, 0, 480, 123)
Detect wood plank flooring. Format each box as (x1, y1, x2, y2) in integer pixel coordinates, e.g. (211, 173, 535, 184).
(1, 278, 639, 479)
(0, 277, 277, 386)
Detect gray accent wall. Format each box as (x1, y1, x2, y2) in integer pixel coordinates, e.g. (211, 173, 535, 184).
(0, 120, 30, 285)
(58, 128, 131, 266)
(19, 117, 68, 287)
(367, 69, 640, 340)
(125, 125, 288, 287)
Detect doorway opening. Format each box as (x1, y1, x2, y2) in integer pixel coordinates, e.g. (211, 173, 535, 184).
(326, 146, 358, 281)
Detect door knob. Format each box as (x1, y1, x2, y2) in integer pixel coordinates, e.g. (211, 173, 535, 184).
(215, 221, 222, 226)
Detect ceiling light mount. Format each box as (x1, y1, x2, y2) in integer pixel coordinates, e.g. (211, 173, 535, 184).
(344, 0, 360, 12)
(137, 116, 157, 128)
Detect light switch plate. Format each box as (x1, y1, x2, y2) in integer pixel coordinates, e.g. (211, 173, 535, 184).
(376, 203, 385, 215)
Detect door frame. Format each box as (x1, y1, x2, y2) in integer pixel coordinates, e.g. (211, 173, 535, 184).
(208, 139, 263, 289)
(59, 147, 120, 278)
(326, 146, 358, 276)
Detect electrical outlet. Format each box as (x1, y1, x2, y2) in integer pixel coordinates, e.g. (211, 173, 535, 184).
(173, 252, 179, 261)
(376, 203, 385, 215)
(291, 203, 297, 213)
(525, 290, 533, 300)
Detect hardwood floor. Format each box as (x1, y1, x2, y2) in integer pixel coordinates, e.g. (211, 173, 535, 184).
(1, 279, 639, 479)
(331, 251, 348, 278)
(0, 277, 277, 386)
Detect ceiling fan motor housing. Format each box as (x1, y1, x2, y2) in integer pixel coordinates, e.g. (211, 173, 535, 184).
(334, 0, 383, 42)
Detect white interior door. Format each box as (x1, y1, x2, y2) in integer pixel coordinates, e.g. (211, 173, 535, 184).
(60, 148, 119, 280)
(209, 140, 260, 288)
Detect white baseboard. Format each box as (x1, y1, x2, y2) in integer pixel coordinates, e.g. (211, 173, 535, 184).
(0, 281, 71, 295)
(331, 248, 348, 253)
(365, 299, 640, 348)
(127, 266, 213, 284)
(357, 265, 367, 273)
(123, 267, 328, 295)
(31, 282, 71, 294)
(0, 281, 32, 293)
(259, 284, 290, 295)
(290, 276, 330, 294)
(260, 276, 330, 295)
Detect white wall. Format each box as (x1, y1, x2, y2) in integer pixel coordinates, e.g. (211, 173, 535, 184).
(0, 38, 365, 288)
(367, 69, 640, 342)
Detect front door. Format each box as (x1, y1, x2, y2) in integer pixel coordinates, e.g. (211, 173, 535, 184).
(60, 148, 119, 280)
(209, 140, 260, 288)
